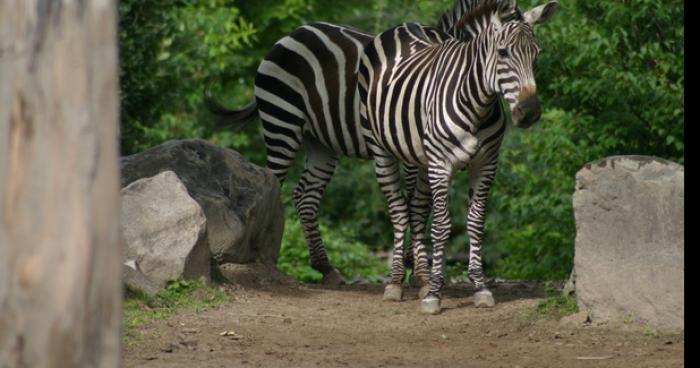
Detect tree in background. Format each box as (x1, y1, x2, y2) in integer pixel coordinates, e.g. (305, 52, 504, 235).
(1, 1, 122, 365)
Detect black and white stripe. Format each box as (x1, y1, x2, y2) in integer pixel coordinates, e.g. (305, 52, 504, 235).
(358, 0, 559, 313)
(208, 1, 489, 285)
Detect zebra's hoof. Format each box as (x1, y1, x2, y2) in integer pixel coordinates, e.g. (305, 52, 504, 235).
(321, 269, 344, 286)
(420, 297, 441, 315)
(418, 285, 430, 300)
(474, 289, 495, 308)
(383, 284, 403, 302)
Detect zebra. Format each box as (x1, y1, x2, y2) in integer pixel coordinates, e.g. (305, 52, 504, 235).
(358, 0, 559, 314)
(206, 1, 500, 289)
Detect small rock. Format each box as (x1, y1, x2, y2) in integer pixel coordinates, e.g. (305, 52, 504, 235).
(182, 328, 199, 334)
(283, 318, 293, 324)
(160, 343, 178, 353)
(559, 311, 591, 327)
(179, 338, 198, 351)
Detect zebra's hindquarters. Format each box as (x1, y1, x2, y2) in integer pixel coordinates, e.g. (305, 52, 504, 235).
(252, 23, 375, 283)
(254, 22, 374, 182)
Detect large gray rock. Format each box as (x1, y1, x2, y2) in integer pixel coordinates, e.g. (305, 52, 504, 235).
(121, 139, 284, 266)
(573, 156, 683, 331)
(121, 170, 211, 285)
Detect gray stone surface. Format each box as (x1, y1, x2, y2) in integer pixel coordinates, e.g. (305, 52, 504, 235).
(121, 139, 284, 266)
(123, 261, 167, 297)
(573, 156, 683, 331)
(121, 170, 211, 283)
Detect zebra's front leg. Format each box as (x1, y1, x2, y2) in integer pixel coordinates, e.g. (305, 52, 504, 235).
(466, 165, 498, 307)
(293, 139, 343, 286)
(375, 155, 410, 302)
(421, 163, 453, 315)
(408, 168, 431, 299)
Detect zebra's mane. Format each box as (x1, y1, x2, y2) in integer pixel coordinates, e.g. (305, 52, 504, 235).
(437, 0, 521, 40)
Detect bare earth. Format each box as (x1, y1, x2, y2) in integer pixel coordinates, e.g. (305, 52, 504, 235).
(123, 267, 684, 368)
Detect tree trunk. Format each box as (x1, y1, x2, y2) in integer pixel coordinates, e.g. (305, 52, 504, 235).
(0, 1, 122, 367)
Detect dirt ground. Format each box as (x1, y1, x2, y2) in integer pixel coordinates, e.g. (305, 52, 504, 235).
(123, 266, 684, 368)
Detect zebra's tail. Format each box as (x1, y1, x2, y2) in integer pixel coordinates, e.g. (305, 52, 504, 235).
(204, 82, 258, 131)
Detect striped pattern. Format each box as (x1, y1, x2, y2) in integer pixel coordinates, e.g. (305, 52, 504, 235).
(358, 0, 558, 309)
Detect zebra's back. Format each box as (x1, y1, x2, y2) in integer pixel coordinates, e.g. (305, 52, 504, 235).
(255, 22, 374, 163)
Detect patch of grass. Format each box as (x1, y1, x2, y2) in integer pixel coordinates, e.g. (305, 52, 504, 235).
(527, 281, 579, 320)
(122, 279, 229, 345)
(446, 261, 471, 284)
(277, 208, 390, 283)
(643, 325, 659, 338)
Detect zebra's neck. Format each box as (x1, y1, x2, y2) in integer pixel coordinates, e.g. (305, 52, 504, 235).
(455, 30, 500, 129)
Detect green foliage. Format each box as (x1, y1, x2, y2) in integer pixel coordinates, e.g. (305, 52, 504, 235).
(530, 282, 579, 320)
(123, 279, 228, 344)
(482, 109, 594, 279)
(643, 325, 659, 338)
(277, 208, 389, 283)
(534, 294, 579, 320)
(118, 0, 261, 156)
(525, 0, 684, 164)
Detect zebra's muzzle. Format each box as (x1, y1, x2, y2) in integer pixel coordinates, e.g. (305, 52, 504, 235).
(511, 94, 541, 128)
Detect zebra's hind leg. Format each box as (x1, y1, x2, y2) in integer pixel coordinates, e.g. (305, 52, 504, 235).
(374, 154, 410, 302)
(465, 160, 499, 308)
(408, 167, 431, 300)
(293, 138, 343, 286)
(401, 164, 418, 286)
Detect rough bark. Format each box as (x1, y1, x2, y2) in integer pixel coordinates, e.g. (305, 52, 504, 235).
(0, 1, 122, 367)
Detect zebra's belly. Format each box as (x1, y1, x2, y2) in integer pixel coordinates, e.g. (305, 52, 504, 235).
(377, 124, 430, 166)
(303, 112, 373, 160)
(373, 112, 506, 170)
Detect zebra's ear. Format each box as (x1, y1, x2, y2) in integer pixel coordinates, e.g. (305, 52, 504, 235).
(523, 1, 559, 26)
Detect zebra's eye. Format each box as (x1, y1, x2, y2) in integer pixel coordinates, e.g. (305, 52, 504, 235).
(498, 48, 509, 58)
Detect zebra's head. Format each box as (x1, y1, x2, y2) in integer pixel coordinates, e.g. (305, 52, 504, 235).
(489, 1, 559, 128)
